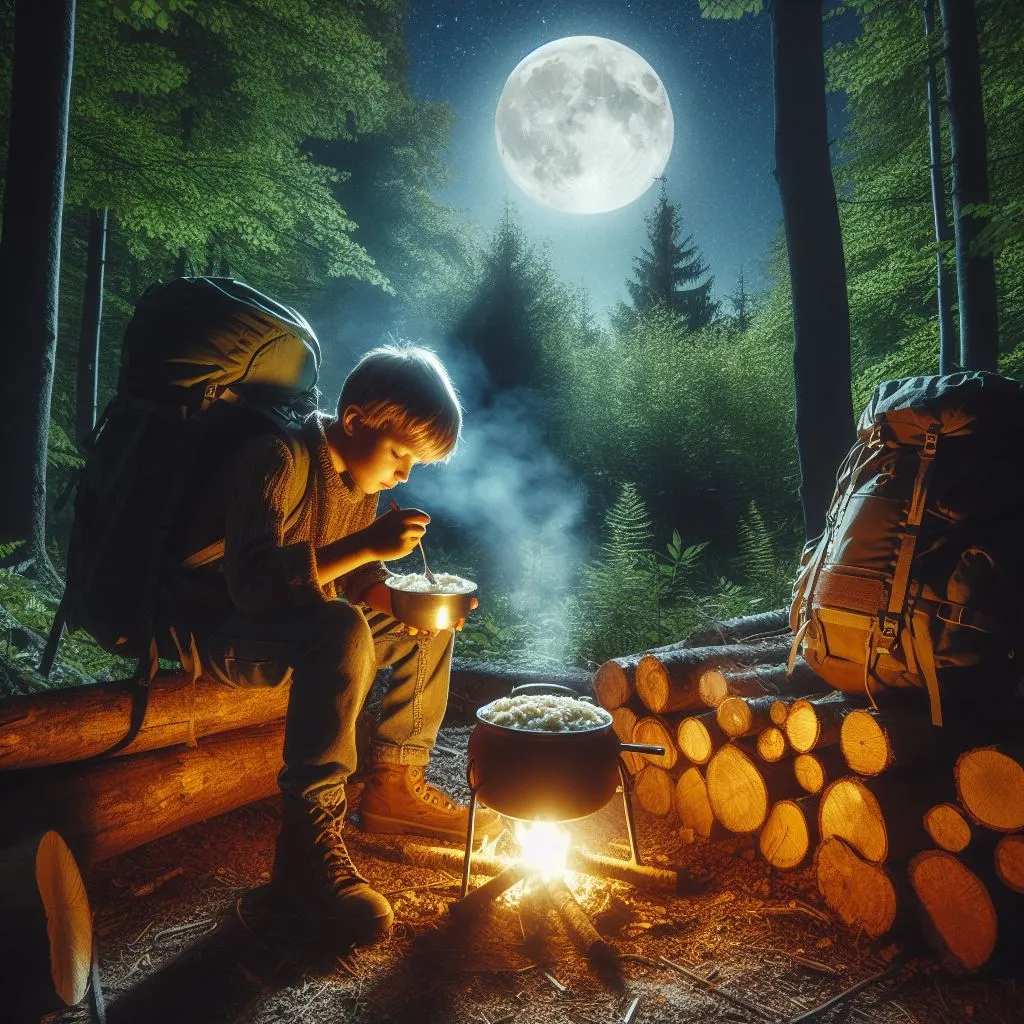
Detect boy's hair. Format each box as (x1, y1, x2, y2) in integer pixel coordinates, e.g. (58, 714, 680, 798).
(338, 344, 462, 462)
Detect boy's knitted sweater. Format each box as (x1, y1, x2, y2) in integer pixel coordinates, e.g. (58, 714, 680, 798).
(168, 415, 388, 637)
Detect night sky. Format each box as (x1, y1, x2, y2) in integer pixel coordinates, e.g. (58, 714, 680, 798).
(403, 0, 857, 316)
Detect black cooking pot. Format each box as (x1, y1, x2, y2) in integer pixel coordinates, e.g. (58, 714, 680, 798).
(467, 683, 664, 821)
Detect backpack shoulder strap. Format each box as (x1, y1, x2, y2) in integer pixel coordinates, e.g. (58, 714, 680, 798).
(180, 422, 315, 570)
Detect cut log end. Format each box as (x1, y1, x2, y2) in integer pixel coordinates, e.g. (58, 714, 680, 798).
(759, 800, 810, 869)
(816, 837, 897, 939)
(793, 753, 826, 794)
(611, 707, 645, 774)
(785, 700, 820, 753)
(698, 669, 729, 708)
(922, 802, 972, 854)
(909, 849, 997, 971)
(840, 709, 890, 775)
(633, 765, 676, 818)
(956, 747, 1024, 833)
(994, 834, 1024, 894)
(819, 777, 887, 862)
(593, 662, 631, 711)
(631, 716, 678, 770)
(634, 654, 671, 714)
(677, 715, 716, 765)
(756, 727, 788, 763)
(716, 696, 754, 738)
(674, 767, 715, 841)
(706, 743, 768, 834)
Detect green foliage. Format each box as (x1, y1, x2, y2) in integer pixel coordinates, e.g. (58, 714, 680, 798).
(700, 0, 763, 18)
(736, 500, 797, 609)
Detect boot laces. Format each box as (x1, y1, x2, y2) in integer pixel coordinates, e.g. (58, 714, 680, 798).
(307, 803, 362, 889)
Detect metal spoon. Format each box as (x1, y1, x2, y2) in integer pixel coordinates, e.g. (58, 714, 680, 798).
(391, 501, 439, 586)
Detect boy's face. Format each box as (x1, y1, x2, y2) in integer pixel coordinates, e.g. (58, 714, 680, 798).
(339, 407, 426, 494)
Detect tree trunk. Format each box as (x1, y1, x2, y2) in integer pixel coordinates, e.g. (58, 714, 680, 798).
(772, 0, 855, 542)
(785, 692, 862, 753)
(75, 207, 108, 446)
(938, 0, 999, 370)
(922, 0, 957, 372)
(0, 0, 76, 575)
(0, 721, 286, 865)
(716, 695, 780, 739)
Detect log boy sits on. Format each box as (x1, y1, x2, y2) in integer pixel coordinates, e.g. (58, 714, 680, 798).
(166, 342, 502, 944)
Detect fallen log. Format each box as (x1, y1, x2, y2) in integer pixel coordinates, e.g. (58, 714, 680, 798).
(2, 831, 96, 1019)
(706, 742, 805, 834)
(838, 707, 945, 776)
(759, 795, 819, 870)
(450, 863, 528, 920)
(785, 692, 862, 754)
(0, 721, 285, 865)
(755, 726, 789, 764)
(0, 670, 290, 771)
(679, 608, 790, 648)
(793, 748, 847, 795)
(676, 711, 727, 766)
(631, 714, 680, 770)
(592, 636, 712, 711)
(542, 878, 618, 967)
(698, 659, 825, 708)
(816, 837, 900, 939)
(955, 746, 1024, 833)
(635, 639, 794, 714)
(1, 659, 571, 772)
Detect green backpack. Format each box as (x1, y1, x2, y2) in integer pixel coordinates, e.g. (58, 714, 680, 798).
(43, 277, 320, 676)
(790, 371, 1024, 727)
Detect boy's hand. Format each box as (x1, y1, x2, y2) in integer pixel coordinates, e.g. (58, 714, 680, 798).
(363, 506, 430, 561)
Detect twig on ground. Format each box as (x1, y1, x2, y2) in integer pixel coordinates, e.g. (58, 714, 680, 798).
(621, 995, 641, 1023)
(153, 917, 216, 942)
(542, 970, 568, 993)
(788, 960, 903, 1023)
(659, 955, 776, 1021)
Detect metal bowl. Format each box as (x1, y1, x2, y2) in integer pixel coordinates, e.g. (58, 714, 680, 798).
(385, 576, 477, 632)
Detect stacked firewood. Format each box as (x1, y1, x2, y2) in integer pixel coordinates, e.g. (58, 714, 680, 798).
(595, 609, 1024, 972)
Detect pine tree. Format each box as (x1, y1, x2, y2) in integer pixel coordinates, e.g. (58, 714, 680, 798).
(626, 183, 718, 331)
(728, 267, 752, 332)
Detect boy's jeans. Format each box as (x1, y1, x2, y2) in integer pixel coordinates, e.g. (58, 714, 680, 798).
(195, 600, 455, 798)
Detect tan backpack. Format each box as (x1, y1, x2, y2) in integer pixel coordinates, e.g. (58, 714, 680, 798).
(790, 372, 1024, 726)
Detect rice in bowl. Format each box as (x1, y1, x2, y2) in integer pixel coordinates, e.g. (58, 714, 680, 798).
(479, 694, 612, 733)
(386, 572, 476, 595)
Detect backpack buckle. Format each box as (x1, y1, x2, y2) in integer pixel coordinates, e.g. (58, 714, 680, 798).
(203, 383, 219, 400)
(923, 430, 938, 457)
(876, 613, 900, 654)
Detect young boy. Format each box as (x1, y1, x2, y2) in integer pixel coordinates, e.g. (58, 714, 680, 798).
(168, 344, 500, 945)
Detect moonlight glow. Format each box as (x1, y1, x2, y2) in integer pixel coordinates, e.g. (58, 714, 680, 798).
(495, 36, 674, 215)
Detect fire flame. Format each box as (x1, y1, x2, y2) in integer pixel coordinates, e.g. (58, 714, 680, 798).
(515, 820, 570, 882)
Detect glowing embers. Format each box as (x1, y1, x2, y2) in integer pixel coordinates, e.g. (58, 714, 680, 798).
(515, 820, 570, 882)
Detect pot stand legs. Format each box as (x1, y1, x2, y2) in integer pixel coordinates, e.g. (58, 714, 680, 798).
(618, 757, 644, 866)
(461, 786, 481, 898)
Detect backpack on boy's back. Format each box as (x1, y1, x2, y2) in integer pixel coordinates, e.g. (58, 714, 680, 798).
(42, 277, 321, 679)
(789, 371, 1024, 727)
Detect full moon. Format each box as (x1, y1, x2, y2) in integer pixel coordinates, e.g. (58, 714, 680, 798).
(495, 36, 674, 215)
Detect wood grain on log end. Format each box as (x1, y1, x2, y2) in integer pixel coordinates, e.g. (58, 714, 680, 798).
(611, 706, 645, 774)
(593, 660, 631, 711)
(956, 747, 1024, 833)
(994, 834, 1024, 894)
(633, 764, 676, 818)
(676, 713, 721, 765)
(674, 767, 715, 841)
(759, 799, 811, 869)
(923, 802, 972, 853)
(909, 849, 997, 971)
(819, 776, 887, 863)
(631, 716, 678, 770)
(793, 753, 826, 794)
(816, 837, 897, 939)
(634, 654, 670, 714)
(756, 727, 788, 764)
(706, 743, 769, 834)
(840, 709, 891, 775)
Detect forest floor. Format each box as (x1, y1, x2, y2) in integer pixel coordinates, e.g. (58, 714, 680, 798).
(44, 723, 1024, 1024)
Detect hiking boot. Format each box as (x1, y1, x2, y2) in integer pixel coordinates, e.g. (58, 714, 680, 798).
(357, 764, 505, 844)
(272, 785, 394, 944)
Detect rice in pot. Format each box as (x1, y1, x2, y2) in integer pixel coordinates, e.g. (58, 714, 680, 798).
(479, 694, 611, 732)
(386, 572, 476, 595)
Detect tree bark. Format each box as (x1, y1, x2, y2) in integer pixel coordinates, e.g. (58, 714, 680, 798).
(680, 608, 790, 649)
(635, 639, 793, 714)
(75, 207, 109, 446)
(698, 659, 825, 708)
(922, 0, 957, 372)
(938, 0, 999, 370)
(0, 0, 76, 575)
(0, 721, 286, 865)
(772, 0, 855, 542)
